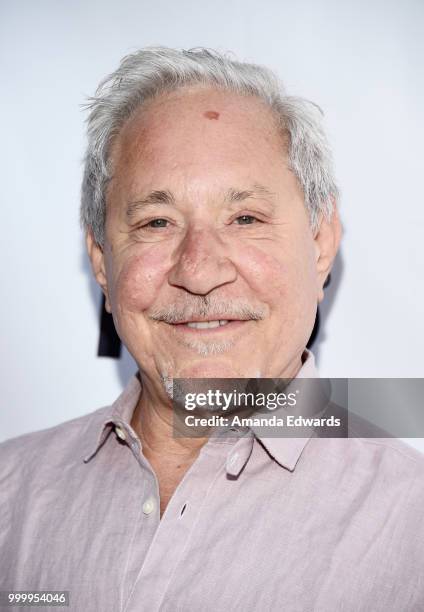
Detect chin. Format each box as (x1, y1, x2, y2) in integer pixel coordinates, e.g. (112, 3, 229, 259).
(177, 362, 235, 379)
(175, 358, 257, 379)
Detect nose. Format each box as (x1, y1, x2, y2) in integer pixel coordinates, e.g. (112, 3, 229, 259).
(168, 227, 237, 295)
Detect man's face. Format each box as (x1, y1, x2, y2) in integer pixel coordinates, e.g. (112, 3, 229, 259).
(89, 87, 336, 389)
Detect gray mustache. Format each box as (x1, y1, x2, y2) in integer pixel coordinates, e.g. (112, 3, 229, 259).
(149, 297, 266, 324)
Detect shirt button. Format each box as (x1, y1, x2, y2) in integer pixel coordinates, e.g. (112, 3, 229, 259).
(142, 498, 156, 515)
(115, 426, 127, 441)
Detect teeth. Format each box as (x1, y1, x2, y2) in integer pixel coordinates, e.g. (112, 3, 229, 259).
(186, 320, 229, 329)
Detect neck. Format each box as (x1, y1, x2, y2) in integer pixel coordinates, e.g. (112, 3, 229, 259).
(131, 350, 308, 462)
(130, 383, 207, 465)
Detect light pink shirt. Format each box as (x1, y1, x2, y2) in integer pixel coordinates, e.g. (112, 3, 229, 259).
(1, 351, 424, 611)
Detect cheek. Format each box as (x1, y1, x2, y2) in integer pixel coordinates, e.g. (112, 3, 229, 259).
(111, 250, 169, 313)
(237, 242, 316, 303)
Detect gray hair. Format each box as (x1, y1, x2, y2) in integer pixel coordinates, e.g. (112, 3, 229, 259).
(80, 46, 339, 247)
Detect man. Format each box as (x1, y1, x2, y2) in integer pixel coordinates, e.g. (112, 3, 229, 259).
(1, 47, 423, 611)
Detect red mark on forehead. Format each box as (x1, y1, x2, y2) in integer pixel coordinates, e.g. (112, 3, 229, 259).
(203, 110, 220, 120)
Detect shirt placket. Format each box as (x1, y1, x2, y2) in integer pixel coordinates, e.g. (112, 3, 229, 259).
(106, 420, 161, 611)
(123, 434, 249, 612)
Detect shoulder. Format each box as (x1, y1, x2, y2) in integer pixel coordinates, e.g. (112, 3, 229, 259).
(310, 402, 424, 508)
(0, 405, 112, 478)
(314, 432, 424, 513)
(356, 435, 424, 465)
(325, 400, 424, 468)
(354, 436, 424, 494)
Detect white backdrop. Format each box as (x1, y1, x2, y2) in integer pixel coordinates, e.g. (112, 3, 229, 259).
(1, 0, 423, 450)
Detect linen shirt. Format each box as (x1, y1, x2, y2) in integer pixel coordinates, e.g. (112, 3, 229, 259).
(1, 351, 424, 612)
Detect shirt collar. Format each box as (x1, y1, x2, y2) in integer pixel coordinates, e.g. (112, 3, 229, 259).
(83, 349, 322, 470)
(225, 349, 325, 474)
(82, 372, 143, 463)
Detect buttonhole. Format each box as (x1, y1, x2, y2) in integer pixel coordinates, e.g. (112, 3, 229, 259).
(180, 503, 187, 517)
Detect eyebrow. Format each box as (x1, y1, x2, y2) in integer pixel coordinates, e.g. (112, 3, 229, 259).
(226, 184, 276, 209)
(126, 183, 276, 221)
(126, 190, 176, 221)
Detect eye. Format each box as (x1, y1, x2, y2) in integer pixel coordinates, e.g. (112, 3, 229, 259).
(234, 215, 259, 225)
(146, 218, 169, 228)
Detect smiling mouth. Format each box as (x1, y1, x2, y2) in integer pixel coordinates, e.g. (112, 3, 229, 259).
(169, 319, 249, 333)
(184, 320, 230, 329)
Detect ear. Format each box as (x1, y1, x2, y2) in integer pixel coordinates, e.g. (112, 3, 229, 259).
(314, 203, 342, 303)
(86, 231, 112, 313)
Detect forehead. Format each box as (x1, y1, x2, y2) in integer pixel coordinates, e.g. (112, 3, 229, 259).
(118, 85, 281, 139)
(112, 87, 284, 162)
